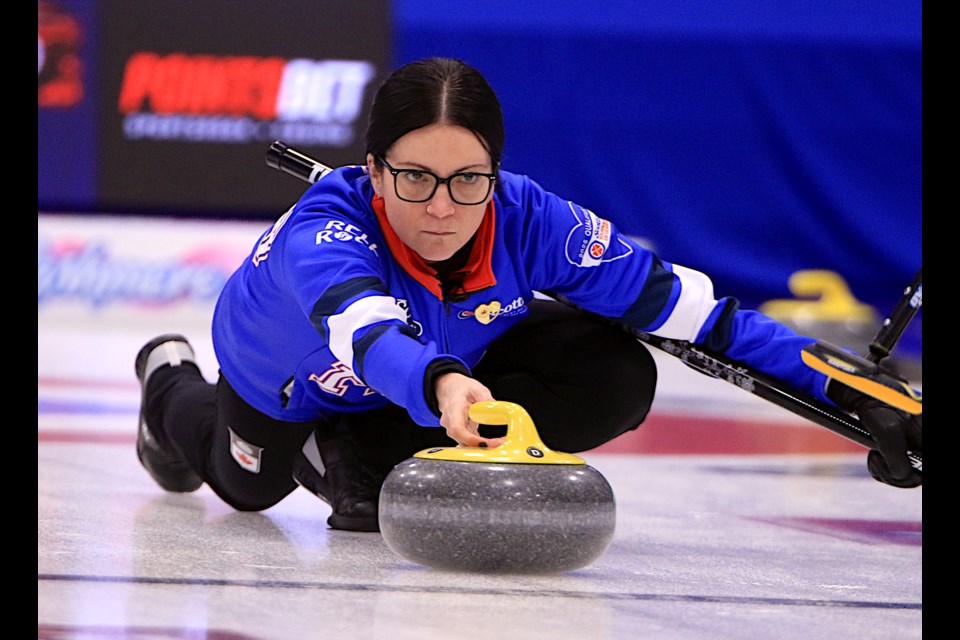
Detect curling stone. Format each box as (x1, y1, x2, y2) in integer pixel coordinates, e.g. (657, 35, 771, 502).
(378, 401, 616, 574)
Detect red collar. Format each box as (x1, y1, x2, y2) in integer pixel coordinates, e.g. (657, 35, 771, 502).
(371, 195, 497, 300)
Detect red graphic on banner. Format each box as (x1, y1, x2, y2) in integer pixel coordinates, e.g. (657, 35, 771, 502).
(38, 1, 84, 108)
(118, 53, 285, 119)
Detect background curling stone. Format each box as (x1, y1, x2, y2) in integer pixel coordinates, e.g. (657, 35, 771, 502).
(378, 401, 616, 574)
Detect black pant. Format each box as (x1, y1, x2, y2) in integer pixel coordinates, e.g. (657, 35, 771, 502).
(149, 299, 657, 511)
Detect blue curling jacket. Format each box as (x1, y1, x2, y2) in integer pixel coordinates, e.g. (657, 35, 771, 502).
(212, 166, 830, 426)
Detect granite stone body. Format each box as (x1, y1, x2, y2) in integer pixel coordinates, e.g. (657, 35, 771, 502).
(379, 457, 616, 574)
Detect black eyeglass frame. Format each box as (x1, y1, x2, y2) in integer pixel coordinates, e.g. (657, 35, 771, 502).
(377, 156, 497, 205)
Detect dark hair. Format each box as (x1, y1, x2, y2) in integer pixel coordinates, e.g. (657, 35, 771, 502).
(365, 58, 505, 173)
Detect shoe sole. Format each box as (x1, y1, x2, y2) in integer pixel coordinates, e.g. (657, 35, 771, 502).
(327, 512, 380, 533)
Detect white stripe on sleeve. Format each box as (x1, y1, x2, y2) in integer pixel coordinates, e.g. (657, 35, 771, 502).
(327, 295, 407, 373)
(652, 264, 721, 341)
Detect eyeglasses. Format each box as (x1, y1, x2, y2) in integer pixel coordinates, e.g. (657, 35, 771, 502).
(378, 156, 496, 205)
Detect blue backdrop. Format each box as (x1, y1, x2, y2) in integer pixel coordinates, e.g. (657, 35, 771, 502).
(393, 0, 922, 318)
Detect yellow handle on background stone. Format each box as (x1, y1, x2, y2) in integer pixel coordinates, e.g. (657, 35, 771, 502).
(759, 269, 878, 323)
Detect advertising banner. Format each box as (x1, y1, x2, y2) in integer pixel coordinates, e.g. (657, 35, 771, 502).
(38, 0, 392, 218)
(38, 213, 267, 332)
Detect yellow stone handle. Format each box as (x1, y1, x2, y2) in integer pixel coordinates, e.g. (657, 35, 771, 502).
(414, 400, 586, 465)
(468, 400, 540, 442)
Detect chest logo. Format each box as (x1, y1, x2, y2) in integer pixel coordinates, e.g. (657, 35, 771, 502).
(473, 301, 501, 324)
(458, 296, 527, 323)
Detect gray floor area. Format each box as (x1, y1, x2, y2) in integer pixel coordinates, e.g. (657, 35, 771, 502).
(38, 329, 922, 640)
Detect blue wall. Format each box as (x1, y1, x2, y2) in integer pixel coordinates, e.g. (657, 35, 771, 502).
(394, 0, 922, 319)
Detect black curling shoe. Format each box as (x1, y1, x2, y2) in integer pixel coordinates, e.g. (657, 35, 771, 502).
(293, 433, 382, 532)
(135, 334, 204, 493)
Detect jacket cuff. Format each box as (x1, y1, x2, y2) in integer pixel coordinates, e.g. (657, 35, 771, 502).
(424, 358, 472, 418)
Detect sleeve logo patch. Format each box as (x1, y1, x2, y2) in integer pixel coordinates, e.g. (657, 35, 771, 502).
(564, 203, 633, 267)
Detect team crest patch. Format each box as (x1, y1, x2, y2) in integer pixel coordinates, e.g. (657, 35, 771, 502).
(564, 203, 634, 267)
(229, 428, 263, 474)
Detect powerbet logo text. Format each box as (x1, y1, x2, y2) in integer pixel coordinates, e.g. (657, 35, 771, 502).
(117, 53, 376, 146)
